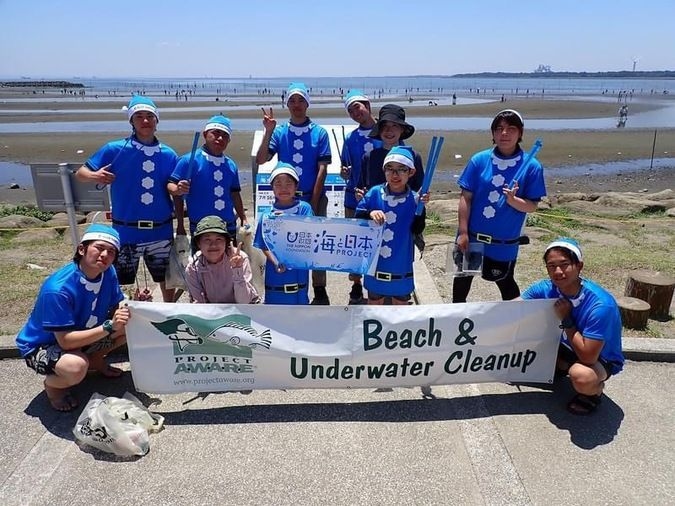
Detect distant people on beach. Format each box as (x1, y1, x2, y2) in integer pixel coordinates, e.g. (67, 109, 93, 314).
(167, 115, 248, 246)
(617, 105, 628, 128)
(15, 224, 129, 412)
(451, 109, 546, 303)
(255, 82, 332, 305)
(339, 90, 381, 304)
(521, 237, 624, 415)
(75, 96, 180, 302)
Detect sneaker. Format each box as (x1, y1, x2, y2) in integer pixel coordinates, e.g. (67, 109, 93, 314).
(348, 284, 364, 305)
(311, 287, 330, 305)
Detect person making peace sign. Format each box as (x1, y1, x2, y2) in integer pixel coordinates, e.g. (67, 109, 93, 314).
(185, 216, 260, 304)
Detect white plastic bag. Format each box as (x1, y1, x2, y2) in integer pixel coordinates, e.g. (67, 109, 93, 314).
(165, 234, 190, 290)
(73, 392, 164, 457)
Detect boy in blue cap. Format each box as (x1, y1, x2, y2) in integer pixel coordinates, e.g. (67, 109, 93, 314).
(340, 90, 382, 304)
(76, 96, 180, 302)
(254, 163, 314, 305)
(168, 115, 248, 242)
(355, 146, 429, 305)
(255, 83, 332, 305)
(16, 224, 130, 411)
(521, 238, 624, 415)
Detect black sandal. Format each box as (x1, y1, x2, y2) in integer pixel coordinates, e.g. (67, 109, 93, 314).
(567, 393, 602, 415)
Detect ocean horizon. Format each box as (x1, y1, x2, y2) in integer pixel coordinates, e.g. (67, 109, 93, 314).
(4, 75, 674, 97)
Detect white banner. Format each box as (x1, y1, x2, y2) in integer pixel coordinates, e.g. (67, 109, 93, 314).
(260, 215, 383, 275)
(125, 300, 560, 394)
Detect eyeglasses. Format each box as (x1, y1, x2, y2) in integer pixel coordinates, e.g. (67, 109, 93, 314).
(384, 167, 410, 176)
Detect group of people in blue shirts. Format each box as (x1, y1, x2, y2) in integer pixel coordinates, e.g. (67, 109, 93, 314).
(16, 86, 623, 416)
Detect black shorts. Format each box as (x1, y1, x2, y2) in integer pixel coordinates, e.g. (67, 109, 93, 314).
(558, 343, 614, 379)
(24, 344, 65, 375)
(367, 292, 412, 303)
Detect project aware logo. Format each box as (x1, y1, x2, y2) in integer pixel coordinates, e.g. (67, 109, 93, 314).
(151, 313, 272, 361)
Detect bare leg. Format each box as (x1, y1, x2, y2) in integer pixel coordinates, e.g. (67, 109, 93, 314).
(44, 352, 89, 411)
(159, 281, 175, 303)
(88, 334, 127, 378)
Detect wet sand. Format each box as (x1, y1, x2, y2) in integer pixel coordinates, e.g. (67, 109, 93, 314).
(2, 93, 675, 206)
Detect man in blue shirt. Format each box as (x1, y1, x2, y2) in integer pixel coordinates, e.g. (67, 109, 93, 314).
(16, 224, 130, 412)
(256, 83, 332, 304)
(76, 96, 180, 302)
(168, 115, 248, 242)
(521, 238, 624, 415)
(340, 90, 382, 304)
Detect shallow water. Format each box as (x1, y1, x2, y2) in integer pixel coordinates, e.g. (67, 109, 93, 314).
(3, 158, 673, 188)
(2, 101, 675, 133)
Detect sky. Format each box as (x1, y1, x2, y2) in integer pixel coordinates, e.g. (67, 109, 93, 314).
(1, 0, 674, 79)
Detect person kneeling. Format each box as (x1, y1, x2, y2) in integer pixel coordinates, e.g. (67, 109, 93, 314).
(16, 224, 130, 412)
(521, 237, 624, 415)
(185, 215, 260, 304)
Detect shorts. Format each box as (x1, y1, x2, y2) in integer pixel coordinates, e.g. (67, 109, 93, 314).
(558, 343, 614, 379)
(367, 292, 412, 303)
(24, 344, 64, 375)
(481, 256, 517, 283)
(116, 239, 172, 285)
(24, 337, 116, 375)
(81, 335, 115, 354)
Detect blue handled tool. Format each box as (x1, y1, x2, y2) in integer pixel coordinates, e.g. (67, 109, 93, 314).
(416, 136, 444, 215)
(498, 137, 543, 206)
(184, 131, 201, 180)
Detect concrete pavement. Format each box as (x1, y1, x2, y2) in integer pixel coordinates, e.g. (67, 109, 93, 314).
(1, 258, 674, 505)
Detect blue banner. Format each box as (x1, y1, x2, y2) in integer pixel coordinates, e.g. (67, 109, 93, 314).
(261, 215, 383, 275)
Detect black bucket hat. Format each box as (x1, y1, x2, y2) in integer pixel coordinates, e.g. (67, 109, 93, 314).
(369, 104, 415, 140)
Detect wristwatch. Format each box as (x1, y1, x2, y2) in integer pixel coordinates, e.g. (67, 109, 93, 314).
(559, 317, 575, 329)
(102, 319, 114, 334)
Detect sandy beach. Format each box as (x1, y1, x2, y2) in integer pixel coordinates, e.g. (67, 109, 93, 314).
(2, 92, 675, 207)
(1, 90, 673, 339)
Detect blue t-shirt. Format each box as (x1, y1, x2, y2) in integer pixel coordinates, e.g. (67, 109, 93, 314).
(268, 119, 332, 200)
(458, 147, 546, 261)
(341, 126, 382, 209)
(85, 136, 178, 244)
(170, 147, 241, 234)
(521, 278, 624, 374)
(254, 199, 314, 304)
(16, 262, 124, 357)
(356, 184, 418, 297)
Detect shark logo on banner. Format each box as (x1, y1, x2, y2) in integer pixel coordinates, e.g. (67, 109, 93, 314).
(150, 313, 272, 380)
(151, 314, 271, 355)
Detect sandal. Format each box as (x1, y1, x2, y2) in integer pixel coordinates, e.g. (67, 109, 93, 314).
(567, 393, 602, 415)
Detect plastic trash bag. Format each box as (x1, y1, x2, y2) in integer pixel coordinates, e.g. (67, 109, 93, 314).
(73, 392, 164, 457)
(447, 242, 484, 277)
(165, 234, 190, 290)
